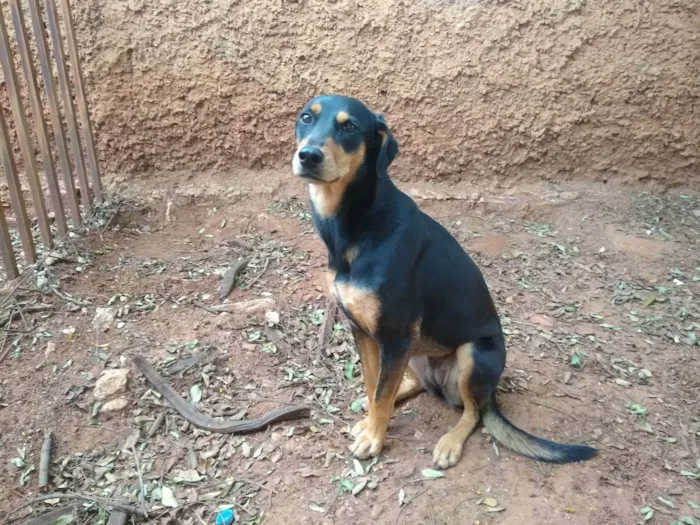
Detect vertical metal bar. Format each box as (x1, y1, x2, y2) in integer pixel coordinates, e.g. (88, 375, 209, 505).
(44, 0, 91, 214)
(57, 0, 101, 203)
(26, 0, 80, 227)
(0, 6, 53, 248)
(0, 200, 19, 279)
(0, 108, 36, 264)
(9, 0, 67, 237)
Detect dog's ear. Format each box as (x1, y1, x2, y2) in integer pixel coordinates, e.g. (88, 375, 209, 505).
(374, 114, 399, 175)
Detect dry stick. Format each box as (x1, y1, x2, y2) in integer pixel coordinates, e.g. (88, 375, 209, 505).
(240, 257, 270, 290)
(0, 304, 54, 328)
(219, 258, 250, 299)
(530, 400, 579, 421)
(38, 430, 52, 491)
(131, 445, 146, 506)
(191, 300, 224, 315)
(24, 505, 77, 525)
(2, 493, 147, 524)
(106, 509, 128, 525)
(147, 412, 165, 439)
(133, 355, 311, 434)
(316, 298, 338, 361)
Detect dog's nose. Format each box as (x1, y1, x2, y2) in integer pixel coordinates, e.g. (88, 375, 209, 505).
(298, 146, 324, 168)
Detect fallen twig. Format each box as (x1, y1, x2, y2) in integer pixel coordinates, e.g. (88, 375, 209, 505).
(131, 445, 146, 506)
(2, 492, 147, 524)
(219, 258, 251, 299)
(0, 303, 54, 328)
(133, 355, 311, 434)
(240, 257, 269, 290)
(24, 505, 77, 525)
(317, 298, 337, 360)
(106, 509, 128, 525)
(49, 286, 90, 306)
(39, 430, 52, 491)
(147, 412, 165, 438)
(192, 300, 223, 314)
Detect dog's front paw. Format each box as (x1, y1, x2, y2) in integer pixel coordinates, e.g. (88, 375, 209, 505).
(349, 425, 385, 459)
(360, 396, 369, 412)
(432, 432, 464, 469)
(350, 417, 369, 438)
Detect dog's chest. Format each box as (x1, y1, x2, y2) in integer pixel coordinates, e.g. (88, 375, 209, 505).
(326, 254, 380, 336)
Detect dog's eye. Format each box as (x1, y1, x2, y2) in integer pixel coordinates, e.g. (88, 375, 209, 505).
(300, 113, 312, 125)
(343, 121, 358, 133)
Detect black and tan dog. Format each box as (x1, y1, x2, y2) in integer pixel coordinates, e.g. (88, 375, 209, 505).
(292, 94, 596, 469)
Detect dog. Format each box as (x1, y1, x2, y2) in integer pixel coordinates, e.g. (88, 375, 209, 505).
(292, 94, 597, 469)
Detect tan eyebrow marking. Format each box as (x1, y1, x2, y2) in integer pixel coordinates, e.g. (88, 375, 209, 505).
(311, 103, 322, 115)
(336, 111, 350, 124)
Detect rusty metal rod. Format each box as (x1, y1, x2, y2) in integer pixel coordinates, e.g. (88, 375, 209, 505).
(0, 107, 35, 264)
(44, 0, 91, 213)
(58, 0, 102, 203)
(0, 196, 19, 279)
(26, 0, 81, 227)
(9, 0, 68, 237)
(0, 6, 53, 248)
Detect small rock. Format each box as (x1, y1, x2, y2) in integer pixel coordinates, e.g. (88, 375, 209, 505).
(94, 368, 130, 400)
(231, 298, 275, 315)
(100, 397, 129, 413)
(45, 341, 56, 359)
(528, 313, 555, 328)
(92, 307, 117, 332)
(370, 505, 383, 519)
(265, 311, 280, 325)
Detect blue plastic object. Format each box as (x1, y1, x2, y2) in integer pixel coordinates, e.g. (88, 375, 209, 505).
(215, 508, 235, 525)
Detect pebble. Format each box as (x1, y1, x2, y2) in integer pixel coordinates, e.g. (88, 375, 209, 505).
(94, 368, 130, 400)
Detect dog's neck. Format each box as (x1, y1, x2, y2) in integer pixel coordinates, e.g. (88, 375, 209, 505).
(310, 167, 399, 273)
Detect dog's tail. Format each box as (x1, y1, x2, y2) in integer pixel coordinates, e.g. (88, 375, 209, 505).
(481, 393, 597, 463)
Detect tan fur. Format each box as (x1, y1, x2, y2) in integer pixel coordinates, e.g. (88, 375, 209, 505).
(345, 245, 359, 265)
(394, 366, 424, 405)
(410, 320, 454, 358)
(351, 352, 408, 459)
(326, 269, 337, 295)
(309, 140, 366, 217)
(432, 343, 479, 468)
(310, 102, 322, 115)
(333, 281, 380, 334)
(336, 111, 350, 124)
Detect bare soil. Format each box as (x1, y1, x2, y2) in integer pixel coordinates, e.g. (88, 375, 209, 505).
(0, 173, 699, 525)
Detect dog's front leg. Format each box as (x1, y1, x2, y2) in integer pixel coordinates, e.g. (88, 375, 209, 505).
(350, 336, 410, 459)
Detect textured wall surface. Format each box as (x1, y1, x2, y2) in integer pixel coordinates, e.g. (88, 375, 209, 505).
(5, 0, 700, 186)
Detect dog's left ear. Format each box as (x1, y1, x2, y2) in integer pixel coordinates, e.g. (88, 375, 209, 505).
(374, 114, 399, 175)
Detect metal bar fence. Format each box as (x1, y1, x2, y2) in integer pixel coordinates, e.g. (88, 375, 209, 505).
(0, 0, 101, 280)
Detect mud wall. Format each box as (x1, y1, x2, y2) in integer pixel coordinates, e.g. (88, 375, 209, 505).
(9, 0, 700, 186)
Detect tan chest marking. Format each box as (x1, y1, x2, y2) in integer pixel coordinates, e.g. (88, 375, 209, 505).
(333, 282, 380, 335)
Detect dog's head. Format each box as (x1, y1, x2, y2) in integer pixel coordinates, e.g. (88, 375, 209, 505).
(292, 95, 398, 184)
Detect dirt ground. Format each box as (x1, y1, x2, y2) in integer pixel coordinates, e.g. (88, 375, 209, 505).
(0, 172, 699, 525)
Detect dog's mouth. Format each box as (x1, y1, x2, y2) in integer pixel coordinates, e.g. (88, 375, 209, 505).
(296, 168, 324, 182)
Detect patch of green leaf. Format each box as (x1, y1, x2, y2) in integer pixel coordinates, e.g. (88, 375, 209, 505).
(625, 401, 648, 417)
(421, 468, 445, 479)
